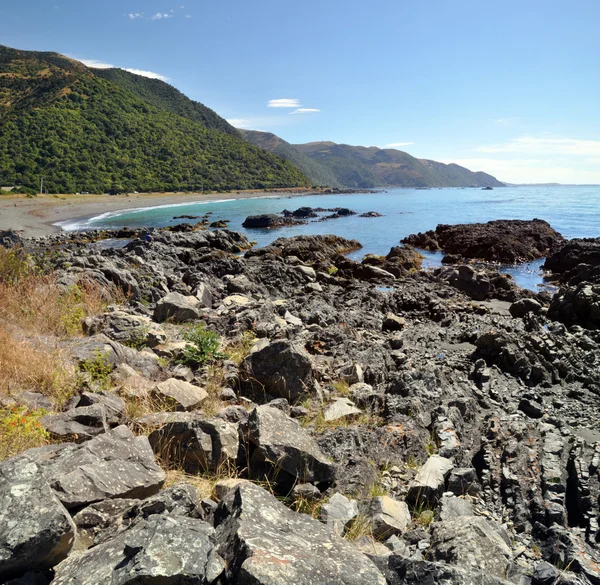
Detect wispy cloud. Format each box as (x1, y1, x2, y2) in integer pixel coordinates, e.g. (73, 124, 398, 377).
(128, 12, 143, 19)
(268, 99, 301, 108)
(493, 117, 518, 126)
(151, 12, 173, 20)
(385, 142, 414, 148)
(226, 118, 251, 128)
(477, 136, 600, 157)
(290, 108, 320, 115)
(74, 56, 168, 81)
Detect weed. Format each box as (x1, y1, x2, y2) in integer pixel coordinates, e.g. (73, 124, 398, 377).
(180, 324, 225, 367)
(327, 265, 338, 276)
(330, 380, 350, 397)
(0, 406, 50, 460)
(225, 331, 256, 365)
(344, 513, 373, 541)
(79, 351, 113, 391)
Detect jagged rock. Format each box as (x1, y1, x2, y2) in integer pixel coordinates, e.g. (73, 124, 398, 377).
(383, 313, 407, 331)
(0, 458, 76, 580)
(446, 468, 481, 497)
(295, 265, 317, 282)
(246, 405, 337, 486)
(339, 362, 364, 385)
(548, 282, 600, 330)
(242, 214, 303, 228)
(438, 495, 474, 521)
(240, 339, 318, 401)
(83, 310, 166, 347)
(153, 291, 200, 323)
(429, 517, 512, 580)
(362, 496, 411, 538)
(510, 298, 543, 318)
(544, 237, 600, 274)
(324, 397, 362, 422)
(40, 404, 108, 442)
(214, 483, 386, 584)
(152, 378, 208, 411)
(20, 426, 165, 509)
(149, 416, 239, 473)
(75, 391, 126, 426)
(518, 397, 545, 419)
(321, 493, 359, 535)
(194, 282, 213, 308)
(407, 455, 454, 505)
(53, 515, 224, 584)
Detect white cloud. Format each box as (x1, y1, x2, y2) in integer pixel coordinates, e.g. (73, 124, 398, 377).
(78, 59, 114, 69)
(185, 14, 192, 18)
(385, 142, 414, 148)
(226, 118, 251, 128)
(124, 68, 169, 81)
(268, 99, 300, 108)
(74, 56, 168, 81)
(128, 12, 143, 19)
(151, 12, 173, 20)
(493, 117, 518, 126)
(290, 108, 320, 115)
(477, 136, 600, 157)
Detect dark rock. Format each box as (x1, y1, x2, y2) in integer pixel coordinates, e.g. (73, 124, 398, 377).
(518, 398, 545, 419)
(0, 458, 75, 580)
(544, 237, 600, 274)
(548, 282, 600, 330)
(40, 404, 108, 442)
(214, 483, 386, 584)
(53, 515, 224, 584)
(153, 291, 200, 323)
(403, 219, 565, 263)
(242, 214, 305, 228)
(510, 298, 543, 318)
(360, 211, 383, 218)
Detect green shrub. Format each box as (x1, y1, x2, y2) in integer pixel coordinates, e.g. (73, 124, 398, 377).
(180, 324, 224, 367)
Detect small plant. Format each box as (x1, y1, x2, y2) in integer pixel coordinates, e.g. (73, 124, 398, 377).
(122, 326, 149, 351)
(344, 513, 373, 541)
(225, 330, 257, 365)
(0, 406, 50, 460)
(415, 509, 435, 528)
(180, 324, 225, 367)
(327, 265, 338, 276)
(79, 351, 113, 391)
(330, 380, 350, 397)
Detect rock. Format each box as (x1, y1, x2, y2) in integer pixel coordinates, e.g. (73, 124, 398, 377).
(543, 237, 600, 273)
(386, 246, 423, 271)
(153, 292, 200, 323)
(214, 483, 386, 584)
(510, 298, 543, 318)
(222, 294, 251, 307)
(83, 310, 165, 347)
(242, 214, 304, 228)
(377, 555, 512, 585)
(0, 458, 76, 581)
(362, 496, 411, 539)
(213, 478, 250, 501)
(402, 219, 565, 263)
(339, 362, 364, 385)
(532, 561, 560, 585)
(152, 378, 208, 411)
(357, 265, 396, 281)
(324, 397, 362, 422)
(407, 455, 454, 505)
(353, 536, 392, 558)
(518, 398, 545, 419)
(21, 426, 166, 509)
(548, 282, 600, 330)
(429, 517, 512, 580)
(295, 265, 317, 282)
(149, 416, 239, 473)
(52, 515, 224, 584)
(194, 282, 213, 307)
(75, 391, 127, 426)
(13, 392, 53, 411)
(40, 404, 108, 442)
(446, 468, 481, 497)
(383, 313, 407, 331)
(438, 495, 474, 521)
(321, 493, 359, 535)
(240, 340, 318, 401)
(246, 405, 337, 486)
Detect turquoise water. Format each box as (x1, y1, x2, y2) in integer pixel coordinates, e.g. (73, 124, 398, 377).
(62, 186, 600, 291)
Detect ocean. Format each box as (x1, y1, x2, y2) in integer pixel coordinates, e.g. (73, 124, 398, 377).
(61, 185, 600, 291)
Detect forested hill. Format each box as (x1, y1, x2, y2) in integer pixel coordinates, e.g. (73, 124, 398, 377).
(239, 128, 504, 189)
(240, 130, 342, 188)
(0, 45, 308, 194)
(294, 142, 504, 188)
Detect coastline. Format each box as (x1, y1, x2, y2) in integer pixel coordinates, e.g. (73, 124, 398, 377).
(0, 188, 350, 238)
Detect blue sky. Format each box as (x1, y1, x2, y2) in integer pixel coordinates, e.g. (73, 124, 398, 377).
(2, 0, 599, 183)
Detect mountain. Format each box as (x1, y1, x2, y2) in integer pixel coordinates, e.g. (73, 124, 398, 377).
(0, 45, 308, 194)
(239, 130, 342, 188)
(240, 130, 503, 188)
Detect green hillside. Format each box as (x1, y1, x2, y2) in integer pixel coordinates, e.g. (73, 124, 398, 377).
(94, 68, 238, 137)
(0, 45, 308, 194)
(239, 130, 342, 188)
(294, 142, 504, 188)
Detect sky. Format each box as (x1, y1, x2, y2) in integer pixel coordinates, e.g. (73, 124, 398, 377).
(1, 0, 599, 184)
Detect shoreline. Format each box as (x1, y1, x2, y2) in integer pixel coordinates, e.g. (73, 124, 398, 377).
(0, 188, 358, 238)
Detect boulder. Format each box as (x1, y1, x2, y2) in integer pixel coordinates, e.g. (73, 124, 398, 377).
(438, 495, 474, 521)
(21, 426, 166, 509)
(362, 496, 411, 539)
(548, 282, 600, 330)
(321, 493, 359, 536)
(446, 468, 481, 497)
(510, 298, 543, 318)
(153, 292, 200, 323)
(0, 458, 75, 580)
(383, 313, 406, 331)
(242, 214, 303, 228)
(407, 455, 454, 505)
(152, 378, 208, 411)
(52, 515, 224, 584)
(246, 405, 337, 486)
(429, 517, 512, 580)
(214, 483, 386, 584)
(83, 310, 165, 347)
(149, 416, 239, 473)
(324, 397, 362, 422)
(240, 340, 318, 401)
(543, 237, 600, 273)
(40, 404, 108, 442)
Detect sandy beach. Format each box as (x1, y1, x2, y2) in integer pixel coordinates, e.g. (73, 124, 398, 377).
(0, 189, 326, 238)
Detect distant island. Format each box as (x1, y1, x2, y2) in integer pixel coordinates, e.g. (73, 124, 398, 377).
(0, 43, 503, 194)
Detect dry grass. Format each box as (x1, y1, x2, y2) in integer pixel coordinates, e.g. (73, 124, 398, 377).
(344, 513, 374, 541)
(224, 331, 257, 365)
(163, 469, 215, 500)
(0, 405, 51, 461)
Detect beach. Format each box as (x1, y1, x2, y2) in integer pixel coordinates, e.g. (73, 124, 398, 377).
(0, 189, 329, 238)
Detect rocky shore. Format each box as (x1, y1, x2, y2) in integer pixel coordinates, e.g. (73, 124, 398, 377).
(0, 219, 599, 584)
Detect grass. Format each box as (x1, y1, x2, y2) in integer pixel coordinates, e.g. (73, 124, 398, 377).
(179, 324, 224, 368)
(344, 513, 374, 541)
(224, 330, 256, 365)
(0, 406, 50, 460)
